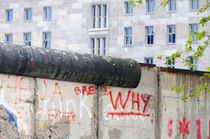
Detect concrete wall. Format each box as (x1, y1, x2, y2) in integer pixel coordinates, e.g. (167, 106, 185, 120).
(0, 65, 209, 139)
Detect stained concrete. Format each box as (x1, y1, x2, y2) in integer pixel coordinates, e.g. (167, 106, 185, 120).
(0, 43, 141, 88)
(35, 117, 70, 139)
(0, 105, 19, 139)
(0, 64, 209, 138)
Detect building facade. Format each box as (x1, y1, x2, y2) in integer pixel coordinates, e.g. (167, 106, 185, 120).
(0, 0, 209, 71)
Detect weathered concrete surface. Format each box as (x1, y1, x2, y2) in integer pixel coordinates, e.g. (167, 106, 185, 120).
(159, 68, 210, 139)
(35, 117, 70, 139)
(0, 74, 35, 138)
(99, 66, 157, 139)
(0, 105, 19, 139)
(0, 65, 209, 139)
(0, 43, 141, 88)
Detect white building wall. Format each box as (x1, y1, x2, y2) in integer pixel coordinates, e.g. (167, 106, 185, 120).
(0, 0, 209, 71)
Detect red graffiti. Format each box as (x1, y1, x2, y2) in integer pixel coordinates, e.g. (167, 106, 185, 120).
(74, 87, 81, 95)
(19, 77, 28, 102)
(141, 94, 151, 113)
(48, 109, 76, 122)
(73, 85, 95, 96)
(196, 119, 201, 139)
(108, 91, 151, 117)
(62, 112, 76, 122)
(168, 119, 173, 138)
(100, 86, 109, 96)
(48, 109, 61, 120)
(132, 92, 140, 111)
(51, 82, 63, 102)
(40, 80, 47, 101)
(109, 90, 131, 110)
(151, 119, 154, 124)
(178, 116, 190, 139)
(107, 112, 150, 117)
(208, 120, 210, 139)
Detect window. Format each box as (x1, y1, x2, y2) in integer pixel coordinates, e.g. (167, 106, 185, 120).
(24, 8, 32, 21)
(168, 25, 176, 43)
(5, 34, 12, 43)
(166, 57, 175, 68)
(144, 58, 153, 64)
(190, 24, 198, 43)
(124, 27, 132, 46)
(146, 26, 154, 44)
(146, 0, 154, 13)
(188, 56, 197, 70)
(91, 37, 107, 56)
(43, 32, 51, 48)
(191, 0, 199, 10)
(43, 7, 51, 20)
(24, 33, 31, 46)
(6, 9, 13, 22)
(125, 1, 133, 14)
(92, 4, 107, 28)
(169, 0, 176, 11)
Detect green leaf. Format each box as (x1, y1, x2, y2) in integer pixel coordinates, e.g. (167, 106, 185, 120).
(204, 83, 208, 89)
(197, 85, 204, 92)
(194, 93, 199, 98)
(132, 4, 136, 7)
(208, 89, 210, 93)
(207, 67, 210, 72)
(200, 76, 204, 80)
(128, 0, 133, 5)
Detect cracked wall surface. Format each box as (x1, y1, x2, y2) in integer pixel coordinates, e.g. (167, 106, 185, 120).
(0, 66, 209, 139)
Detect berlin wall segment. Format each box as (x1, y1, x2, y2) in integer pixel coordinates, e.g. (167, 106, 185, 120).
(0, 73, 155, 138)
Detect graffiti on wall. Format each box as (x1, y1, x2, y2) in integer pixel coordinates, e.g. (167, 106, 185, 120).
(36, 79, 153, 123)
(168, 116, 210, 139)
(0, 75, 33, 135)
(0, 74, 154, 134)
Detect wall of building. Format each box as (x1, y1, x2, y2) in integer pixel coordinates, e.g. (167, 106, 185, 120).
(0, 65, 209, 139)
(0, 0, 209, 71)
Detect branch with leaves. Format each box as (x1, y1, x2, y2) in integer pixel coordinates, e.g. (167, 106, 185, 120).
(129, 0, 210, 102)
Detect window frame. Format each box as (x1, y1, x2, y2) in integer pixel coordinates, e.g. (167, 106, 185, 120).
(145, 26, 154, 45)
(124, 27, 133, 46)
(168, 0, 176, 12)
(146, 0, 155, 13)
(144, 57, 153, 64)
(91, 37, 107, 56)
(24, 33, 32, 46)
(43, 7, 52, 20)
(191, 0, 199, 10)
(167, 25, 176, 44)
(125, 1, 133, 15)
(189, 23, 198, 43)
(6, 9, 13, 22)
(166, 57, 175, 68)
(91, 4, 108, 29)
(188, 56, 197, 70)
(43, 32, 51, 48)
(24, 8, 32, 22)
(5, 34, 13, 43)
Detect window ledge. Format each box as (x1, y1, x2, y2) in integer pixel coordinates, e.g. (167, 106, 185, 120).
(167, 11, 176, 13)
(43, 19, 52, 21)
(24, 20, 32, 22)
(124, 45, 133, 47)
(6, 21, 13, 23)
(167, 43, 176, 45)
(89, 28, 109, 32)
(145, 12, 155, 15)
(145, 44, 154, 46)
(124, 13, 134, 16)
